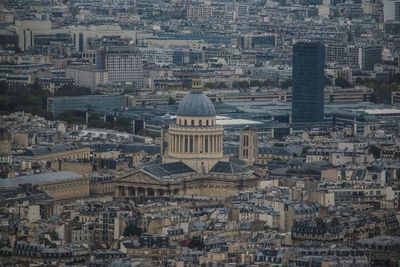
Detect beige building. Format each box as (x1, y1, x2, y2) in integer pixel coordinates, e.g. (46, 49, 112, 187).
(18, 144, 90, 170)
(0, 171, 89, 200)
(162, 80, 224, 173)
(66, 66, 109, 90)
(115, 80, 260, 197)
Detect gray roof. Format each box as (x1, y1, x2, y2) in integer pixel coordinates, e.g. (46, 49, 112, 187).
(21, 144, 86, 157)
(143, 162, 195, 177)
(0, 171, 83, 188)
(209, 160, 247, 174)
(177, 92, 216, 117)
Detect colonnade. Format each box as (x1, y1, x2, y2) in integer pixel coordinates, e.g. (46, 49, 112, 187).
(169, 134, 223, 154)
(117, 186, 180, 197)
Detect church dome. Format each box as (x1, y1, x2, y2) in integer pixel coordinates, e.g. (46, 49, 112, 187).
(177, 92, 216, 117)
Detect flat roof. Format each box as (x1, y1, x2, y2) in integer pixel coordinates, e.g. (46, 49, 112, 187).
(216, 115, 262, 125)
(360, 109, 400, 115)
(0, 171, 83, 188)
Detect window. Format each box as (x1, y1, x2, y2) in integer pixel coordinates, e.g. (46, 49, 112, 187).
(199, 120, 202, 126)
(191, 120, 194, 126)
(184, 120, 187, 126)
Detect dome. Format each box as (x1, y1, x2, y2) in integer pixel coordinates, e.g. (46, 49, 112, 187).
(177, 92, 216, 117)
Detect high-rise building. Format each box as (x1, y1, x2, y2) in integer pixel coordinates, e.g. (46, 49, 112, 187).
(97, 45, 143, 89)
(357, 44, 382, 71)
(292, 42, 325, 125)
(383, 0, 400, 21)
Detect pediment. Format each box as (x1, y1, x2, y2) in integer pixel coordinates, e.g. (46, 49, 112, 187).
(118, 171, 163, 185)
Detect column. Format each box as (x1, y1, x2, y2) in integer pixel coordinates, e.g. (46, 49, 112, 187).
(217, 135, 220, 153)
(220, 135, 222, 153)
(125, 187, 130, 197)
(172, 134, 176, 152)
(169, 135, 172, 153)
(171, 134, 174, 153)
(213, 135, 216, 153)
(208, 135, 211, 153)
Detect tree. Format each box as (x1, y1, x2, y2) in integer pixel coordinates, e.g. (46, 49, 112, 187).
(280, 79, 292, 89)
(55, 85, 91, 96)
(232, 81, 250, 89)
(217, 82, 227, 89)
(168, 97, 176, 105)
(250, 80, 263, 87)
(301, 146, 311, 156)
(123, 223, 143, 237)
(334, 77, 352, 88)
(369, 145, 381, 159)
(188, 236, 205, 250)
(50, 230, 59, 240)
(58, 111, 85, 124)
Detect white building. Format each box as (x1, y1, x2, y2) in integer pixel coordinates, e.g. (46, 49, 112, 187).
(97, 45, 143, 89)
(383, 0, 400, 21)
(66, 66, 109, 90)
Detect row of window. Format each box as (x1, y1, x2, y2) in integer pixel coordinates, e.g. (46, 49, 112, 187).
(177, 118, 215, 126)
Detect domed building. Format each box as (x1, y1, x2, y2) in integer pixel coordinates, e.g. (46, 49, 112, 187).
(115, 81, 261, 197)
(162, 91, 224, 173)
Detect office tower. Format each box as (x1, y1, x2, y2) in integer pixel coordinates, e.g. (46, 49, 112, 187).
(383, 0, 400, 21)
(97, 45, 143, 89)
(292, 42, 325, 124)
(358, 44, 382, 71)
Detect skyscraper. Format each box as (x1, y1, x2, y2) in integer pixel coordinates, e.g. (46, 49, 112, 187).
(291, 42, 326, 125)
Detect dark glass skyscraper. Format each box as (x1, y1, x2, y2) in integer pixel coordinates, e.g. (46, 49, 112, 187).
(291, 42, 326, 124)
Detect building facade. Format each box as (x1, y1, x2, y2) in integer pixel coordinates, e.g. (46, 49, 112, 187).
(97, 45, 143, 89)
(291, 42, 326, 125)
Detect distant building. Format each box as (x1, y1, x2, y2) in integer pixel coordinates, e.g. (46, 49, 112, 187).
(358, 44, 382, 71)
(66, 66, 109, 90)
(384, 20, 400, 35)
(97, 45, 143, 89)
(383, 0, 400, 21)
(291, 42, 326, 125)
(0, 171, 89, 200)
(47, 95, 125, 115)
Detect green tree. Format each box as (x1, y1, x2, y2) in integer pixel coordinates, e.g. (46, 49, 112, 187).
(55, 85, 91, 96)
(50, 230, 59, 240)
(369, 145, 381, 159)
(188, 236, 205, 250)
(168, 97, 176, 105)
(335, 77, 352, 88)
(232, 81, 250, 89)
(123, 223, 143, 237)
(250, 80, 263, 87)
(281, 79, 292, 89)
(301, 146, 311, 156)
